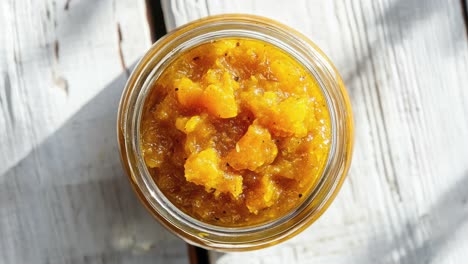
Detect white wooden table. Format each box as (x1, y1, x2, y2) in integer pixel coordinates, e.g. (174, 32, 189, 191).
(1, 0, 468, 263)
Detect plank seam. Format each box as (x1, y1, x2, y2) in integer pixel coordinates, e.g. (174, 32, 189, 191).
(461, 0, 468, 39)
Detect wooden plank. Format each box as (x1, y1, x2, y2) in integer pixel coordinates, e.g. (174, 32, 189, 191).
(161, 0, 468, 263)
(0, 0, 188, 263)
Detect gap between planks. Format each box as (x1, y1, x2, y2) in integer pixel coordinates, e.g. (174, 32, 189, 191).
(461, 0, 468, 38)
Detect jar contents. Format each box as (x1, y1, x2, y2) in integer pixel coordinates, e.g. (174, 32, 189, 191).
(140, 38, 331, 226)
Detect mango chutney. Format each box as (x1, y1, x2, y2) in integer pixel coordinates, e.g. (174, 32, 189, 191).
(140, 38, 331, 226)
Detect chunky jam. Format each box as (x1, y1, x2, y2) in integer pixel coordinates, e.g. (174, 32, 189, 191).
(140, 38, 331, 226)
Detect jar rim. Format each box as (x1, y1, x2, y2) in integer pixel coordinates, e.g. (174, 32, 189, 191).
(117, 14, 354, 251)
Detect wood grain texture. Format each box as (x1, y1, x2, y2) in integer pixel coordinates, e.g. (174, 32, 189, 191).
(161, 0, 468, 263)
(0, 0, 188, 263)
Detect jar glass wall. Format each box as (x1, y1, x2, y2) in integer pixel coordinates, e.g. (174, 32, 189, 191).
(117, 14, 353, 251)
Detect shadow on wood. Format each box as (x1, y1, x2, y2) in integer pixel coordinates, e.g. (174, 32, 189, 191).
(0, 63, 186, 264)
(342, 0, 465, 86)
(359, 172, 468, 264)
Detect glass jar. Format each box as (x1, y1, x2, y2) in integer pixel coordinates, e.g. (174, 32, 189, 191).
(117, 14, 353, 251)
